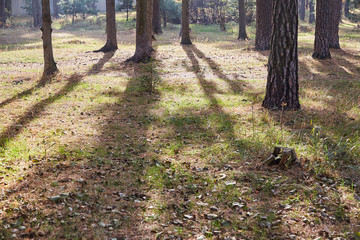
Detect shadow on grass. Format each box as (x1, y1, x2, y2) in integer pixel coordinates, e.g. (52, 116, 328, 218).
(0, 59, 160, 239)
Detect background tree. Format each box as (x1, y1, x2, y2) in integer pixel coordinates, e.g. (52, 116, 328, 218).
(237, 0, 247, 40)
(127, 0, 153, 63)
(181, 0, 192, 45)
(344, 0, 350, 17)
(329, 0, 342, 49)
(263, 0, 300, 110)
(309, 0, 315, 23)
(0, 0, 6, 26)
(33, 0, 42, 27)
(255, 0, 272, 50)
(153, 0, 163, 34)
(299, 0, 305, 21)
(118, 0, 134, 21)
(41, 0, 58, 78)
(95, 0, 118, 52)
(312, 0, 331, 59)
(53, 0, 59, 18)
(161, 0, 181, 27)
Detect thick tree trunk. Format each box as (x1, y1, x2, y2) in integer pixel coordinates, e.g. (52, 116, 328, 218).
(41, 0, 58, 78)
(312, 0, 331, 59)
(0, 0, 6, 26)
(309, 0, 315, 23)
(237, 0, 247, 40)
(52, 0, 59, 18)
(153, 0, 162, 34)
(127, 0, 153, 63)
(299, 0, 305, 21)
(329, 0, 341, 49)
(33, 0, 42, 27)
(181, 0, 192, 45)
(95, 0, 118, 52)
(262, 0, 300, 111)
(255, 0, 272, 50)
(344, 0, 350, 18)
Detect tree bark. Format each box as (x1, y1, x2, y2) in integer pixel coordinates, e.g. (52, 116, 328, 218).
(153, 0, 162, 34)
(329, 0, 341, 49)
(33, 0, 42, 27)
(299, 0, 305, 21)
(95, 0, 118, 52)
(0, 0, 6, 26)
(262, 0, 300, 111)
(41, 0, 58, 78)
(237, 0, 247, 40)
(127, 0, 153, 63)
(181, 0, 192, 45)
(312, 0, 331, 59)
(309, 0, 315, 23)
(344, 0, 350, 18)
(255, 0, 272, 50)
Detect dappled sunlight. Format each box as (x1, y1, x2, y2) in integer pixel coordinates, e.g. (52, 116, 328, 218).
(0, 15, 359, 239)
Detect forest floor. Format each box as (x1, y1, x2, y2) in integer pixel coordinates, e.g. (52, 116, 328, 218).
(0, 14, 360, 240)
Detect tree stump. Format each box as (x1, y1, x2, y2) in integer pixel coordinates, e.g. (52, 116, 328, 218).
(258, 147, 297, 170)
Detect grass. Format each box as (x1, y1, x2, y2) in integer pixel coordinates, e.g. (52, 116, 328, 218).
(0, 12, 359, 240)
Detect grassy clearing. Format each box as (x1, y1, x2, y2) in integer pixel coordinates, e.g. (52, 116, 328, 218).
(0, 13, 359, 240)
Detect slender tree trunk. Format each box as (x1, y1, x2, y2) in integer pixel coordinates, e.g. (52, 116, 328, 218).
(41, 0, 58, 78)
(127, 0, 153, 63)
(126, 3, 129, 21)
(299, 0, 305, 21)
(153, 0, 162, 34)
(309, 0, 315, 23)
(181, 0, 192, 45)
(95, 0, 118, 52)
(219, 4, 226, 32)
(262, 0, 300, 110)
(312, 0, 331, 59)
(72, 0, 76, 24)
(237, 0, 247, 40)
(33, 0, 42, 27)
(0, 0, 6, 26)
(255, 0, 272, 50)
(344, 0, 350, 18)
(329, 0, 341, 49)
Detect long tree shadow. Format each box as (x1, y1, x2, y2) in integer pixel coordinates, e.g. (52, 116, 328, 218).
(0, 52, 116, 148)
(191, 45, 248, 94)
(0, 77, 50, 109)
(0, 74, 82, 148)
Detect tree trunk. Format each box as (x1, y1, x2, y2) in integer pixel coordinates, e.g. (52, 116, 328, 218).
(309, 0, 315, 23)
(219, 4, 226, 32)
(299, 0, 305, 21)
(181, 0, 192, 45)
(95, 0, 118, 52)
(153, 0, 162, 34)
(329, 0, 341, 49)
(33, 0, 42, 27)
(52, 0, 59, 18)
(262, 0, 300, 111)
(312, 0, 331, 59)
(237, 0, 247, 40)
(41, 0, 58, 78)
(255, 0, 272, 50)
(127, 0, 153, 63)
(0, 0, 6, 26)
(163, 8, 167, 28)
(344, 0, 350, 18)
